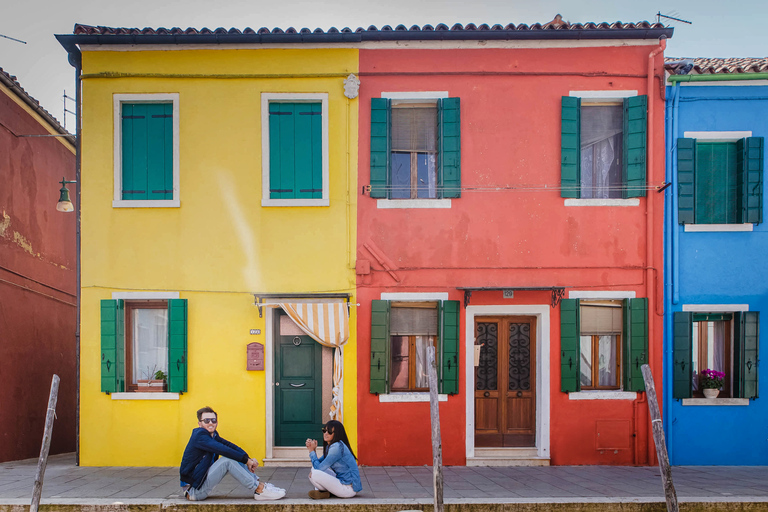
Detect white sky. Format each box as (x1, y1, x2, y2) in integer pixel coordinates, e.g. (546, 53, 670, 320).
(1, 0, 767, 130)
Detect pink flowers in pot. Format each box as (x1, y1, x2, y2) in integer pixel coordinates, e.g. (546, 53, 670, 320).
(700, 368, 725, 389)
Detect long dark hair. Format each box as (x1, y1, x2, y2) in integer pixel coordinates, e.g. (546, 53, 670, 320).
(322, 420, 356, 460)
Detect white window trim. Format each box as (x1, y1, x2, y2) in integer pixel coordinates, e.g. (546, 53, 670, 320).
(568, 291, 636, 299)
(379, 392, 448, 403)
(113, 94, 180, 208)
(568, 391, 637, 400)
(565, 199, 640, 207)
(684, 224, 754, 232)
(261, 93, 329, 207)
(112, 292, 180, 300)
(682, 304, 749, 312)
(381, 292, 449, 301)
(683, 131, 752, 141)
(111, 392, 180, 400)
(382, 91, 449, 100)
(682, 398, 749, 406)
(569, 90, 638, 100)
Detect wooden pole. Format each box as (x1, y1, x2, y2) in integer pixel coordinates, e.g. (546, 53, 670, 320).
(30, 374, 60, 512)
(640, 364, 678, 512)
(426, 346, 444, 512)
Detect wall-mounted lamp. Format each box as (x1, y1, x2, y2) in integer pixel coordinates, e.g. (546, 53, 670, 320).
(56, 177, 77, 212)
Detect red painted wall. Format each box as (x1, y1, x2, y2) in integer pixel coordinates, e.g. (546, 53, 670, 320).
(0, 86, 76, 462)
(356, 44, 665, 466)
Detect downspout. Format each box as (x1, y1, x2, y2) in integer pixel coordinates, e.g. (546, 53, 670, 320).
(672, 83, 681, 305)
(639, 37, 666, 466)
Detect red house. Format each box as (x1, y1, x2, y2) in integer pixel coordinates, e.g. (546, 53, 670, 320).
(355, 20, 671, 466)
(0, 68, 76, 462)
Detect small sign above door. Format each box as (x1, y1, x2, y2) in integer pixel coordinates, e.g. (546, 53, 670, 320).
(250, 329, 261, 335)
(503, 290, 515, 299)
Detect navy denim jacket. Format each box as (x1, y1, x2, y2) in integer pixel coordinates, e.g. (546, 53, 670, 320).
(179, 427, 249, 489)
(310, 441, 362, 492)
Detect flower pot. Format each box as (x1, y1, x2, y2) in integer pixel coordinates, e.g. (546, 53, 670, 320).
(137, 379, 166, 392)
(474, 345, 483, 366)
(703, 388, 719, 399)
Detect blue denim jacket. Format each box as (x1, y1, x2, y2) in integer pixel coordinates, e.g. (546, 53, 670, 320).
(310, 441, 362, 492)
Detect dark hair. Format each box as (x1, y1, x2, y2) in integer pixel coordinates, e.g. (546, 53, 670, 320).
(197, 406, 217, 421)
(323, 420, 356, 460)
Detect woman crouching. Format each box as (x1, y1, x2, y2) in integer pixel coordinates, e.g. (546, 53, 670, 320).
(304, 420, 362, 499)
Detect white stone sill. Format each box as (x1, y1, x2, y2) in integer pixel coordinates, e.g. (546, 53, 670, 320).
(377, 199, 452, 209)
(564, 199, 640, 207)
(379, 393, 448, 402)
(682, 398, 749, 406)
(684, 224, 753, 232)
(111, 392, 180, 400)
(113, 199, 180, 208)
(568, 391, 638, 400)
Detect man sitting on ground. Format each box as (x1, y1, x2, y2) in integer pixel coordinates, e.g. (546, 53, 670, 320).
(179, 406, 285, 501)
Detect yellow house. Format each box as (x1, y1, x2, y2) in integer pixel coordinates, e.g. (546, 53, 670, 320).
(57, 25, 359, 466)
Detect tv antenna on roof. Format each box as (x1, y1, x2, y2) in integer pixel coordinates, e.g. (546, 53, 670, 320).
(656, 11, 692, 26)
(0, 33, 27, 44)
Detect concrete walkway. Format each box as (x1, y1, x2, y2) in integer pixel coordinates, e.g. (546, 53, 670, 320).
(1, 453, 768, 510)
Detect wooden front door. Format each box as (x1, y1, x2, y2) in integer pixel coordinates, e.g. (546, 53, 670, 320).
(474, 316, 536, 447)
(274, 310, 323, 446)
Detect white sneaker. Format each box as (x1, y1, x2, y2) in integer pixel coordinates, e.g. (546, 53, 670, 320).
(254, 484, 285, 500)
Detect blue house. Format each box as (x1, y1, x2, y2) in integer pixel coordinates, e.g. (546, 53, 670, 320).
(664, 58, 767, 465)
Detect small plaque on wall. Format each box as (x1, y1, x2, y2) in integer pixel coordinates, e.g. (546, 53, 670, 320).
(247, 342, 264, 371)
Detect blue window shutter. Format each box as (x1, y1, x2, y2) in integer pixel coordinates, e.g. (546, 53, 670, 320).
(677, 138, 696, 224)
(734, 311, 759, 399)
(623, 95, 648, 198)
(100, 299, 124, 393)
(622, 298, 648, 392)
(560, 299, 580, 392)
(370, 99, 390, 199)
(439, 98, 461, 198)
(737, 137, 764, 224)
(672, 312, 692, 399)
(370, 300, 390, 393)
(561, 97, 580, 198)
(440, 300, 460, 394)
(167, 299, 188, 393)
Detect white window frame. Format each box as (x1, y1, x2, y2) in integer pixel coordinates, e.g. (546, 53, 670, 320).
(261, 93, 329, 207)
(377, 91, 452, 209)
(113, 94, 180, 208)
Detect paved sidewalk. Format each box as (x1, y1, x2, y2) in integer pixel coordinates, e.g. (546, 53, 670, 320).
(1, 453, 768, 507)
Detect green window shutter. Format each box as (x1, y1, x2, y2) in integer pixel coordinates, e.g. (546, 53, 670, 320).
(269, 103, 322, 200)
(672, 312, 692, 399)
(622, 298, 648, 392)
(370, 300, 390, 394)
(737, 137, 764, 224)
(677, 138, 696, 224)
(734, 311, 759, 399)
(167, 299, 188, 393)
(623, 95, 648, 198)
(696, 142, 739, 224)
(122, 103, 173, 200)
(370, 98, 390, 199)
(560, 298, 580, 392)
(439, 98, 461, 198)
(561, 97, 581, 198)
(440, 300, 460, 394)
(100, 299, 124, 393)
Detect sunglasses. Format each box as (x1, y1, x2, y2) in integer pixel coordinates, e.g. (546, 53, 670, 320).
(201, 418, 218, 424)
(321, 427, 333, 434)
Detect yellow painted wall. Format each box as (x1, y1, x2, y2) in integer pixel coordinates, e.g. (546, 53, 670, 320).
(79, 48, 358, 466)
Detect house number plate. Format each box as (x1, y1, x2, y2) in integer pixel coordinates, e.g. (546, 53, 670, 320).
(249, 329, 261, 335)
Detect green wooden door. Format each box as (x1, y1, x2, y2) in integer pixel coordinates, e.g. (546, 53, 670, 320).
(274, 310, 323, 446)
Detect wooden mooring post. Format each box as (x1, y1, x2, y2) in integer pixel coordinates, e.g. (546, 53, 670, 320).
(426, 346, 444, 512)
(641, 364, 679, 512)
(30, 374, 60, 512)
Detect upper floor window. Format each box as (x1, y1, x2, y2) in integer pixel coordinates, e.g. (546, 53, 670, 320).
(561, 93, 647, 199)
(677, 136, 764, 225)
(261, 93, 329, 207)
(113, 94, 180, 208)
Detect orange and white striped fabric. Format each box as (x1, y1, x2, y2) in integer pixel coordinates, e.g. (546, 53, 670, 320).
(278, 302, 350, 422)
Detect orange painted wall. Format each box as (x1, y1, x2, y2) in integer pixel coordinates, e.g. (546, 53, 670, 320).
(356, 43, 665, 466)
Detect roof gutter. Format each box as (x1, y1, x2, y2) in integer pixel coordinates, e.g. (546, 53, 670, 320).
(668, 72, 768, 83)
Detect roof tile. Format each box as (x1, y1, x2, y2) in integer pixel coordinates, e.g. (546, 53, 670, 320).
(666, 57, 768, 75)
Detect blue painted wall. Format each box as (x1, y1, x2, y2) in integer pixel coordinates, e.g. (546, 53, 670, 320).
(664, 83, 768, 465)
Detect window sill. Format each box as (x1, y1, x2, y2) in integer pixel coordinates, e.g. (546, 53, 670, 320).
(682, 398, 749, 406)
(377, 199, 452, 209)
(564, 198, 640, 207)
(568, 391, 638, 400)
(111, 392, 180, 400)
(683, 224, 754, 232)
(379, 392, 448, 403)
(113, 199, 180, 208)
(261, 198, 329, 207)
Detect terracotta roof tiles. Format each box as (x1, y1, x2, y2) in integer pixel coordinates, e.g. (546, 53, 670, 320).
(665, 57, 768, 75)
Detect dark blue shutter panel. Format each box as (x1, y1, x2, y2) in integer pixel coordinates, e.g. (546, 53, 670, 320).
(440, 300, 460, 394)
(370, 300, 390, 393)
(370, 99, 390, 199)
(167, 299, 188, 393)
(734, 311, 759, 399)
(677, 138, 696, 224)
(100, 299, 125, 393)
(737, 137, 764, 224)
(561, 97, 580, 198)
(672, 312, 692, 399)
(560, 299, 580, 392)
(440, 98, 461, 198)
(623, 95, 647, 198)
(623, 298, 648, 392)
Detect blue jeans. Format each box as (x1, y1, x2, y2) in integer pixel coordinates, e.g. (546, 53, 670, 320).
(187, 457, 259, 500)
